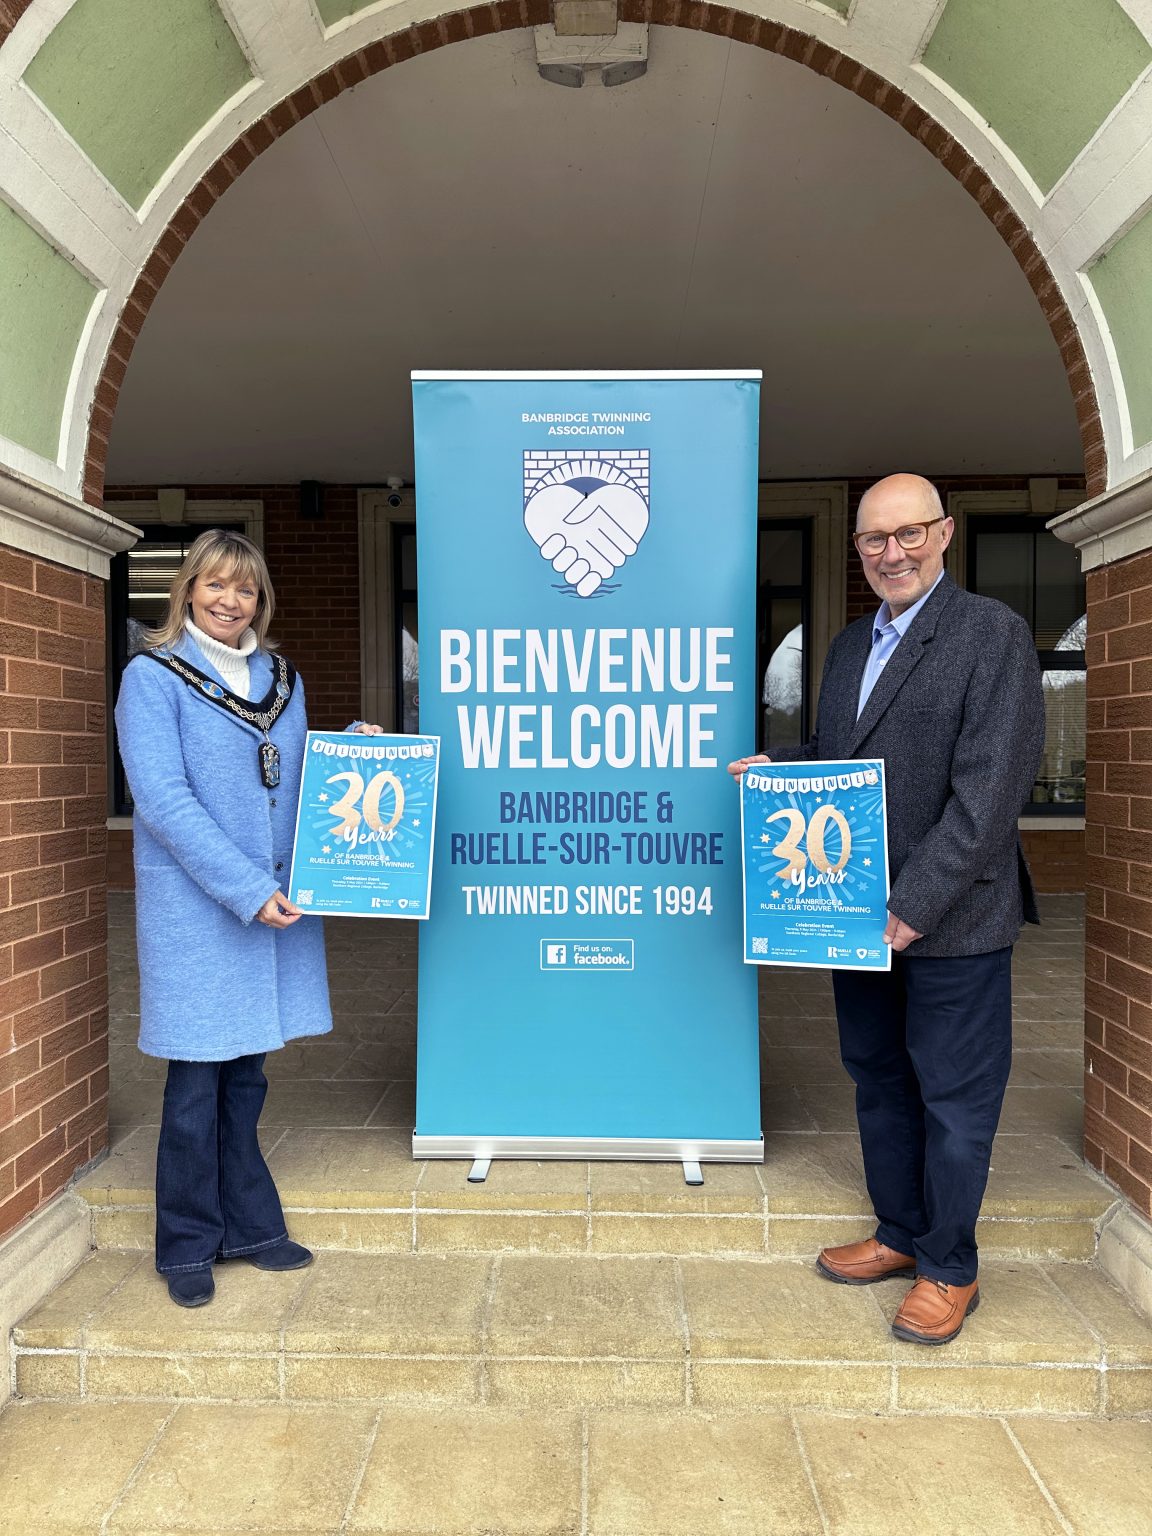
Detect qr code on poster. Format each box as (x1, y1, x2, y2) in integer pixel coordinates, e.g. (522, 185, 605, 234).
(297, 890, 314, 906)
(752, 937, 769, 955)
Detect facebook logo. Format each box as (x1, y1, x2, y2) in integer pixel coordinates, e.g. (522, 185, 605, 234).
(540, 939, 634, 972)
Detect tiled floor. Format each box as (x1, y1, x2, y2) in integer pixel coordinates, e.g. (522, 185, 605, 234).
(2, 1398, 1151, 1534)
(12, 892, 1148, 1534)
(106, 891, 1087, 1147)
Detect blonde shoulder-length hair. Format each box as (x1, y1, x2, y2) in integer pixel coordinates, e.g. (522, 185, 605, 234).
(148, 529, 277, 651)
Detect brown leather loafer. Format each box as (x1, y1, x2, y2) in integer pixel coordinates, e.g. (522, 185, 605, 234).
(891, 1276, 980, 1345)
(816, 1237, 917, 1285)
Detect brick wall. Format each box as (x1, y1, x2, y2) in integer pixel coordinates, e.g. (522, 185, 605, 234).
(0, 0, 34, 47)
(0, 546, 109, 1240)
(106, 485, 363, 731)
(265, 485, 363, 731)
(106, 829, 134, 893)
(1082, 547, 1152, 1219)
(1021, 826, 1085, 893)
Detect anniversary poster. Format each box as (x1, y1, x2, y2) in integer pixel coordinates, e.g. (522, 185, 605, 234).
(288, 731, 440, 918)
(741, 758, 891, 970)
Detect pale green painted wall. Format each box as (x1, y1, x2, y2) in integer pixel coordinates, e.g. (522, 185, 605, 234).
(315, 0, 373, 24)
(0, 201, 97, 461)
(923, 0, 1151, 194)
(23, 0, 252, 211)
(1090, 208, 1152, 450)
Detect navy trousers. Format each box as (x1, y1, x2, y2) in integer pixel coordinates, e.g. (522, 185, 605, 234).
(155, 1054, 288, 1275)
(831, 947, 1013, 1285)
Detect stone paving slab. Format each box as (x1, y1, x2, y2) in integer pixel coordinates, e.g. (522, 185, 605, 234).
(349, 1407, 582, 1534)
(284, 1251, 493, 1355)
(798, 1415, 1070, 1536)
(75, 1123, 1114, 1262)
(109, 1403, 378, 1533)
(1, 1400, 1150, 1535)
(486, 1255, 684, 1361)
(267, 1128, 421, 1208)
(13, 1250, 1152, 1417)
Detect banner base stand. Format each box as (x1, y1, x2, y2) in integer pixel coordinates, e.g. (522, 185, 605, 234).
(412, 1135, 764, 1163)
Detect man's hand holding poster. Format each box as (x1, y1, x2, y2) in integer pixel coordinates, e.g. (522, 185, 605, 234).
(741, 759, 891, 970)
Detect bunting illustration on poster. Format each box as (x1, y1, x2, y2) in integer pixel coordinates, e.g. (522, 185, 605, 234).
(413, 371, 762, 1163)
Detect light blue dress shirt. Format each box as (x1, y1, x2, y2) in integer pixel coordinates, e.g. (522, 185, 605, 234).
(856, 573, 945, 719)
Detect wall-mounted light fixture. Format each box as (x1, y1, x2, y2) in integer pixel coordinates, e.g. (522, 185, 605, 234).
(536, 2, 648, 87)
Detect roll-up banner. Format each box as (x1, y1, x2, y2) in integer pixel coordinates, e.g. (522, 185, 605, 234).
(412, 371, 762, 1162)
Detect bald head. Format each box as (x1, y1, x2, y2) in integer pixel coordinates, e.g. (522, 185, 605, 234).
(854, 473, 952, 618)
(857, 474, 944, 526)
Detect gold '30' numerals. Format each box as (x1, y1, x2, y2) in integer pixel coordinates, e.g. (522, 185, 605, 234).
(325, 771, 406, 838)
(765, 805, 852, 878)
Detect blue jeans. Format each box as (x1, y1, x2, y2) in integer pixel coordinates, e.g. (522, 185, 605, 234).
(832, 947, 1014, 1286)
(155, 1054, 288, 1275)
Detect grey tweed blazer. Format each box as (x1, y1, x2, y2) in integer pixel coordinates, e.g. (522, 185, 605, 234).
(775, 574, 1046, 958)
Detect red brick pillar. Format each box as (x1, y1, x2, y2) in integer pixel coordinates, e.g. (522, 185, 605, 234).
(1084, 548, 1152, 1219)
(0, 544, 109, 1239)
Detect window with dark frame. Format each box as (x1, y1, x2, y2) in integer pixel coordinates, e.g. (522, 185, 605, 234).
(107, 524, 245, 816)
(392, 524, 419, 733)
(966, 516, 1086, 814)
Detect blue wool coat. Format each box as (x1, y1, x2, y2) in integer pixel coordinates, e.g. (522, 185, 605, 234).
(115, 634, 333, 1061)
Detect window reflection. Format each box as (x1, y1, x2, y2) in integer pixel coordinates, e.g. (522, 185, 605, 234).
(757, 523, 809, 753)
(401, 601, 419, 734)
(968, 519, 1085, 813)
(763, 620, 804, 750)
(1035, 616, 1086, 807)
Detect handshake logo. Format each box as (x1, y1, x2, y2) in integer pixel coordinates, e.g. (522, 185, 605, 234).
(523, 453, 650, 599)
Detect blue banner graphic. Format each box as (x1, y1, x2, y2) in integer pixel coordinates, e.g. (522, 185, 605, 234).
(413, 371, 762, 1157)
(288, 732, 440, 919)
(741, 759, 891, 970)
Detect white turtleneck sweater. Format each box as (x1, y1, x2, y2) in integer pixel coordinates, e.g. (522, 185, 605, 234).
(185, 619, 259, 700)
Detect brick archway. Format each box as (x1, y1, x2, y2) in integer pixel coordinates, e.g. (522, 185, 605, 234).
(82, 0, 1104, 507)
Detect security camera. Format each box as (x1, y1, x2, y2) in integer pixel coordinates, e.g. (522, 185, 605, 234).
(386, 475, 405, 509)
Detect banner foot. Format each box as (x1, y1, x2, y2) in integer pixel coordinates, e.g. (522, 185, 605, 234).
(682, 1160, 704, 1185)
(412, 1135, 765, 1163)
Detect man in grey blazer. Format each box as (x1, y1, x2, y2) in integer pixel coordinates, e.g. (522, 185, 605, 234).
(731, 473, 1045, 1344)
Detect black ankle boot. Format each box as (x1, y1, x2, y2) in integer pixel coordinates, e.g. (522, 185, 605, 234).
(246, 1239, 313, 1271)
(167, 1269, 215, 1307)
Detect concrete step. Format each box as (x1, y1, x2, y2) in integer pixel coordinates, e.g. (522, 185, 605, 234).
(13, 1248, 1152, 1417)
(75, 1128, 1114, 1261)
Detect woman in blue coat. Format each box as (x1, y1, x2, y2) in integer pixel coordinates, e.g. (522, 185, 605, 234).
(115, 528, 376, 1307)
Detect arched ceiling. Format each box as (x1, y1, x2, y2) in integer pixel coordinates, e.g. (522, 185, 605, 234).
(105, 27, 1081, 484)
(4, 0, 1152, 517)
